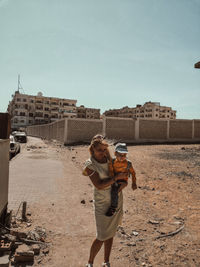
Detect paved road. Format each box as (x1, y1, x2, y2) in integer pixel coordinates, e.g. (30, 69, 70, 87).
(8, 137, 63, 212)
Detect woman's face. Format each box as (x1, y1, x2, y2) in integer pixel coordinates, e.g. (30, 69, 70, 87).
(93, 144, 108, 162)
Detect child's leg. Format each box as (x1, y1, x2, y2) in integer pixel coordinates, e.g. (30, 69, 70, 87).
(105, 182, 121, 217)
(110, 182, 119, 209)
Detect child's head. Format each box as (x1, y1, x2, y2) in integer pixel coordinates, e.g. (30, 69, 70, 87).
(114, 143, 128, 161)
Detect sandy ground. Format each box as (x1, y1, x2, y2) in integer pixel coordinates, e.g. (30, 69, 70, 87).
(11, 138, 200, 267)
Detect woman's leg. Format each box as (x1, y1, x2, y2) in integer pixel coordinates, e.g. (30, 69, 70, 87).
(88, 238, 104, 264)
(104, 237, 113, 263)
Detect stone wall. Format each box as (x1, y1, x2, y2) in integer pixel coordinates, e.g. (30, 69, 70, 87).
(169, 120, 193, 139)
(139, 119, 168, 140)
(65, 118, 103, 144)
(194, 120, 200, 138)
(104, 117, 135, 142)
(26, 118, 200, 144)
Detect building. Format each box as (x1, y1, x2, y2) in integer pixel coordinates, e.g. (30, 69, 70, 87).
(103, 102, 176, 120)
(7, 91, 77, 129)
(77, 105, 100, 119)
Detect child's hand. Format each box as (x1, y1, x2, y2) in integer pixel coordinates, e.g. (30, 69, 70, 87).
(132, 183, 137, 191)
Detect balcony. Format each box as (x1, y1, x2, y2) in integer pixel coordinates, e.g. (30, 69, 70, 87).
(50, 117, 59, 121)
(35, 106, 43, 111)
(51, 109, 59, 114)
(50, 102, 59, 107)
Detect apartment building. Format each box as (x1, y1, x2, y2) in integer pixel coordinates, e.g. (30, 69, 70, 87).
(104, 102, 176, 120)
(7, 91, 77, 129)
(77, 105, 100, 119)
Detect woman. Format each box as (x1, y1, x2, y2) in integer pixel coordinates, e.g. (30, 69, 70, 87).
(83, 135, 127, 267)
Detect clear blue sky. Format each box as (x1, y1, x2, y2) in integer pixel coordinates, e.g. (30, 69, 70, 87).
(0, 0, 200, 118)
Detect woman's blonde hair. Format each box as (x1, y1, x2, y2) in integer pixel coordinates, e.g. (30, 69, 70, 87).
(89, 134, 110, 158)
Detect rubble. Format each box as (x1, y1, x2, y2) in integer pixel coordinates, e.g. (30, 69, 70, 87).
(0, 219, 49, 266)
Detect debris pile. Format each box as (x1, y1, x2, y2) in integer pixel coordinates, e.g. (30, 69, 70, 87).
(0, 219, 49, 265)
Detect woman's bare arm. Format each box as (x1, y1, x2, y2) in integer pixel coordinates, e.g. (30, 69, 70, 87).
(85, 167, 127, 190)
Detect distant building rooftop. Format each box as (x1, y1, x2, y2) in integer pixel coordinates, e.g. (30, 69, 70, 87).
(194, 61, 200, 69)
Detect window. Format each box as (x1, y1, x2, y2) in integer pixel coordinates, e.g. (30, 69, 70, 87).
(17, 98, 21, 102)
(23, 99, 27, 102)
(20, 112, 25, 116)
(29, 113, 33, 117)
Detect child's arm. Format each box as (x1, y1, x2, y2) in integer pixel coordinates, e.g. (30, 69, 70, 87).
(129, 166, 137, 191)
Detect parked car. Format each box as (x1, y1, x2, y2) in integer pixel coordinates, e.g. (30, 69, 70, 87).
(9, 135, 20, 157)
(12, 131, 27, 143)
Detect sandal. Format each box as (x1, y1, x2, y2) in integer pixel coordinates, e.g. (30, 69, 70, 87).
(102, 262, 111, 267)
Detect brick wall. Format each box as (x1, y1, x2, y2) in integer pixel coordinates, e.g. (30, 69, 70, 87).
(169, 120, 193, 139)
(27, 118, 200, 144)
(139, 119, 168, 140)
(65, 118, 103, 144)
(194, 120, 200, 138)
(104, 117, 135, 142)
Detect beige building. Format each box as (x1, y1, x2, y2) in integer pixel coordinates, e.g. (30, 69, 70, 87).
(77, 105, 100, 119)
(7, 91, 77, 129)
(104, 102, 176, 120)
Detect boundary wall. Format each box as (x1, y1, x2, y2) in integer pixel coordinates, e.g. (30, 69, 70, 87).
(26, 118, 200, 145)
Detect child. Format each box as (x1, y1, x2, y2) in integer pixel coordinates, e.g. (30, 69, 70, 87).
(106, 143, 137, 217)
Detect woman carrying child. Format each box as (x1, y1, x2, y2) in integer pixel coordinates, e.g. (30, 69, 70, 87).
(82, 135, 137, 267)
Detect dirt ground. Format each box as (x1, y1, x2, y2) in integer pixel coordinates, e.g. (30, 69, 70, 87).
(17, 140, 200, 267)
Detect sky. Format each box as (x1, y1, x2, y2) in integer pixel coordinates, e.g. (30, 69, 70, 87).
(0, 0, 200, 119)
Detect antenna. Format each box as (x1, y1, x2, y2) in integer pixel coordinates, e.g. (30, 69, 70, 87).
(17, 74, 25, 93)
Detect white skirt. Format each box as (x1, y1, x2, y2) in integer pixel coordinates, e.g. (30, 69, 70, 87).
(94, 187, 123, 241)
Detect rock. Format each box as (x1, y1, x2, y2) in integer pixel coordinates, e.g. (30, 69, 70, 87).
(81, 200, 86, 204)
(132, 231, 139, 236)
(10, 230, 27, 239)
(148, 220, 160, 225)
(27, 230, 40, 241)
(127, 242, 136, 246)
(0, 254, 9, 267)
(4, 234, 16, 242)
(42, 248, 49, 255)
(15, 244, 34, 256)
(26, 223, 32, 227)
(32, 244, 40, 255)
(27, 212, 32, 216)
